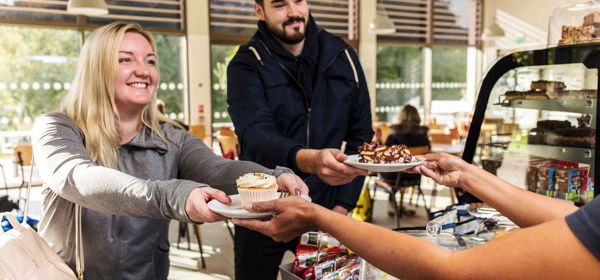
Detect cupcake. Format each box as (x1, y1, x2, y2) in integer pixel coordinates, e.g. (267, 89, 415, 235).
(236, 173, 279, 207)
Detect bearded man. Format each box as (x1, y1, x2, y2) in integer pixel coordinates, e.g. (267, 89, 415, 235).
(227, 1, 373, 279)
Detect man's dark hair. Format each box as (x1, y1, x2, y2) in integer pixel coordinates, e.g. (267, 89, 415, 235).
(255, 0, 264, 6)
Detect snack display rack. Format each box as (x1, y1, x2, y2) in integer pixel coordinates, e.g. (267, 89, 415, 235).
(461, 43, 600, 205)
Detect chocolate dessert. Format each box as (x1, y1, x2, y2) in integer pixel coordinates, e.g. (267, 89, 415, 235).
(530, 80, 566, 93)
(358, 142, 413, 164)
(559, 12, 600, 45)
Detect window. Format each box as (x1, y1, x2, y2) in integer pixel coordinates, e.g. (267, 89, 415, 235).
(431, 46, 467, 101)
(376, 45, 423, 123)
(155, 34, 186, 123)
(210, 44, 238, 125)
(0, 25, 187, 156)
(0, 25, 79, 133)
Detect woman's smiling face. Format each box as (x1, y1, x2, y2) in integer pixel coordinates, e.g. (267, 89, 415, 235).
(113, 32, 158, 113)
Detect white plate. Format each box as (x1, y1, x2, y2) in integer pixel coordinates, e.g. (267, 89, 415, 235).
(207, 193, 312, 219)
(344, 154, 423, 173)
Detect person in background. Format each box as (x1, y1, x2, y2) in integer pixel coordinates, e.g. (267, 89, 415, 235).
(31, 22, 307, 279)
(157, 98, 188, 130)
(226, 0, 373, 279)
(235, 152, 600, 279)
(379, 105, 430, 216)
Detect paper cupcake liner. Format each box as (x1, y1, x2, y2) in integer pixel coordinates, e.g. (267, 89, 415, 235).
(238, 188, 279, 207)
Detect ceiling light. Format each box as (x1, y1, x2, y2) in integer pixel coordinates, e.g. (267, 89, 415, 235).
(67, 0, 108, 16)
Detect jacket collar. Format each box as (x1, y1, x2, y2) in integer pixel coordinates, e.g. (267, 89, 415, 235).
(122, 125, 168, 153)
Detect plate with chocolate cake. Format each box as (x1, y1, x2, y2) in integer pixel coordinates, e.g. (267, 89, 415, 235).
(344, 142, 424, 173)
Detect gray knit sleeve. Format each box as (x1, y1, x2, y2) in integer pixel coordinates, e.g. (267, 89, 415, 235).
(176, 131, 282, 195)
(31, 113, 199, 222)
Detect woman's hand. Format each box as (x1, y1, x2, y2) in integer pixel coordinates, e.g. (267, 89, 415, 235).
(233, 196, 318, 242)
(413, 153, 471, 188)
(185, 187, 231, 223)
(277, 173, 309, 196)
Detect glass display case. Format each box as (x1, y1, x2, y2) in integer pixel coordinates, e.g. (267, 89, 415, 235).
(548, 0, 600, 46)
(461, 43, 600, 205)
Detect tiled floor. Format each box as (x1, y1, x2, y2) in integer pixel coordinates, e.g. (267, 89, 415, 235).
(167, 177, 455, 280)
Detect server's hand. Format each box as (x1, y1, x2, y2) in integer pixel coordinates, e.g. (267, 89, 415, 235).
(233, 196, 318, 242)
(413, 153, 470, 188)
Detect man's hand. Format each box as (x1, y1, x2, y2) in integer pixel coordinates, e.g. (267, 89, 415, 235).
(233, 196, 319, 242)
(332, 205, 349, 215)
(185, 187, 231, 223)
(276, 173, 309, 195)
(296, 148, 368, 186)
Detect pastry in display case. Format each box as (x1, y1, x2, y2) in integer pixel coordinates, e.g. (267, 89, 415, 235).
(461, 43, 600, 205)
(548, 0, 600, 46)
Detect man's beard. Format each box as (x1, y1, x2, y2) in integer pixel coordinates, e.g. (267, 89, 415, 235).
(267, 16, 306, 44)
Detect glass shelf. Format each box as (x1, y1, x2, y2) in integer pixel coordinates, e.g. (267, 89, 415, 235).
(499, 99, 596, 115)
(509, 143, 594, 174)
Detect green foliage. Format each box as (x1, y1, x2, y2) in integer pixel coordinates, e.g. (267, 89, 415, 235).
(0, 25, 79, 130)
(376, 46, 423, 122)
(155, 34, 185, 118)
(432, 46, 467, 100)
(0, 26, 186, 130)
(211, 45, 239, 123)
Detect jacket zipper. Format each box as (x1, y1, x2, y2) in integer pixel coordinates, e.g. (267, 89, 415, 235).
(255, 40, 349, 146)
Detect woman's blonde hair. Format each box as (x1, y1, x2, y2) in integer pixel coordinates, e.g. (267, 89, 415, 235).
(398, 105, 421, 125)
(63, 22, 171, 168)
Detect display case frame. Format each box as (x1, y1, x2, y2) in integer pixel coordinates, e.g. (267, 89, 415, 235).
(460, 43, 600, 203)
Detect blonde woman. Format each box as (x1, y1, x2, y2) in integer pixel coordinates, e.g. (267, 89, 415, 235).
(31, 22, 307, 279)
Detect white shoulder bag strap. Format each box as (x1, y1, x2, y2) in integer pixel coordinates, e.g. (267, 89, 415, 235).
(24, 157, 85, 280)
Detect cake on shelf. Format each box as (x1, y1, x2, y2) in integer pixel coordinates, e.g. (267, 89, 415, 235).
(502, 80, 595, 101)
(559, 11, 600, 45)
(528, 115, 595, 148)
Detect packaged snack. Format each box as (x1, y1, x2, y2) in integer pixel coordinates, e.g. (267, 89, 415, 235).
(579, 167, 590, 203)
(567, 168, 582, 202)
(586, 177, 595, 202)
(555, 168, 569, 199)
(526, 165, 539, 192)
(300, 231, 321, 247)
(537, 166, 556, 196)
(293, 231, 359, 280)
(302, 259, 336, 280)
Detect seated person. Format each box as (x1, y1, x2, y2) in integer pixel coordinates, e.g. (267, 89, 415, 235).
(379, 105, 430, 214)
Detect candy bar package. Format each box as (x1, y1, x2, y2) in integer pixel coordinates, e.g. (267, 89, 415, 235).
(537, 166, 556, 196)
(291, 231, 359, 280)
(567, 168, 582, 202)
(555, 168, 569, 199)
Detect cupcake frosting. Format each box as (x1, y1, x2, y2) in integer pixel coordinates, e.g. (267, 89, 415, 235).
(236, 173, 277, 189)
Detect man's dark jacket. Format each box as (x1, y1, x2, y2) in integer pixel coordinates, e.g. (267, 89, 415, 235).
(227, 24, 373, 210)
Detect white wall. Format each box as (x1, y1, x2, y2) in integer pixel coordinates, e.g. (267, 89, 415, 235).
(186, 0, 212, 144)
(481, 0, 570, 74)
(483, 0, 569, 31)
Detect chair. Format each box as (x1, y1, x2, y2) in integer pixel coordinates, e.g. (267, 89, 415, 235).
(373, 122, 391, 144)
(13, 143, 33, 209)
(219, 127, 236, 138)
(189, 124, 206, 141)
(216, 135, 239, 240)
(217, 135, 240, 160)
(13, 143, 33, 166)
(176, 223, 206, 269)
(373, 145, 431, 227)
(429, 133, 455, 145)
